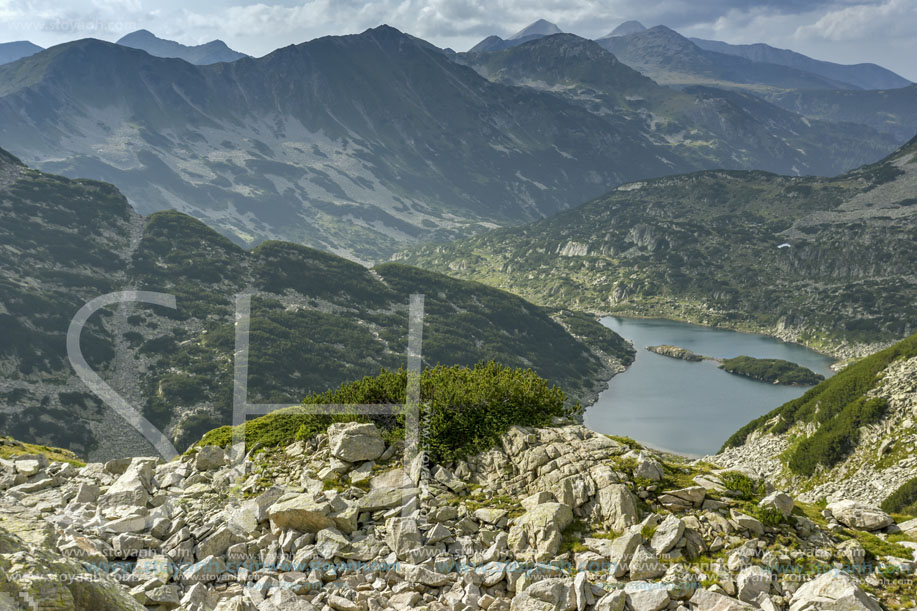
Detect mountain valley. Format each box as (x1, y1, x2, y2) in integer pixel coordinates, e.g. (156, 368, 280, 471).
(1, 13, 917, 610)
(0, 26, 907, 262)
(0, 149, 632, 461)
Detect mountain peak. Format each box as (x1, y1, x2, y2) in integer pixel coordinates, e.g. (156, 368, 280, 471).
(509, 19, 562, 40)
(604, 20, 647, 38)
(364, 24, 409, 40)
(0, 40, 44, 66)
(119, 29, 156, 41)
(116, 29, 246, 65)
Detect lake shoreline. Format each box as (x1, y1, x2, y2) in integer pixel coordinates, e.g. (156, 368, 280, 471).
(585, 310, 887, 369)
(584, 315, 836, 456)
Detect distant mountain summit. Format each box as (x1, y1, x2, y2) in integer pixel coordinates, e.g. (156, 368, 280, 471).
(0, 41, 43, 65)
(602, 20, 646, 38)
(691, 37, 911, 91)
(599, 25, 858, 91)
(509, 19, 562, 40)
(116, 29, 247, 65)
(470, 19, 563, 52)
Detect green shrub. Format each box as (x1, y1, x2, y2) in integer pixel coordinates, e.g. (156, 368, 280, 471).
(197, 362, 571, 463)
(881, 478, 917, 516)
(720, 471, 764, 501)
(755, 506, 786, 527)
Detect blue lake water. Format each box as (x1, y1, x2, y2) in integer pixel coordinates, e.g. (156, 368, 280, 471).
(584, 316, 836, 457)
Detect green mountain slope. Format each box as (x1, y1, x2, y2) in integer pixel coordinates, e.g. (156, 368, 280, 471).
(401, 136, 917, 355)
(0, 150, 632, 460)
(716, 332, 917, 507)
(766, 84, 917, 141)
(460, 34, 897, 176)
(0, 27, 901, 261)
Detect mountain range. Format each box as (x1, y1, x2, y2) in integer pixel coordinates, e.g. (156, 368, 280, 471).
(458, 34, 896, 178)
(116, 29, 248, 64)
(0, 148, 632, 460)
(469, 19, 911, 94)
(0, 26, 903, 262)
(690, 36, 911, 91)
(400, 134, 917, 356)
(602, 20, 647, 38)
(597, 25, 872, 92)
(0, 40, 42, 65)
(766, 84, 917, 141)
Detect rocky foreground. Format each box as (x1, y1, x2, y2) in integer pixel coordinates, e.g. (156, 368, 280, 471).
(2, 422, 916, 610)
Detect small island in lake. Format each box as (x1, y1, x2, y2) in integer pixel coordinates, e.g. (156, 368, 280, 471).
(718, 355, 825, 386)
(646, 345, 708, 361)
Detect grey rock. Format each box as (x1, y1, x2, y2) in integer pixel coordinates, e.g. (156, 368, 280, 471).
(625, 580, 670, 611)
(650, 514, 684, 554)
(788, 570, 881, 611)
(737, 565, 772, 603)
(826, 500, 894, 531)
(327, 422, 386, 463)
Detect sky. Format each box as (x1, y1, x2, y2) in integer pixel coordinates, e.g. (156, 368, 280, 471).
(1, 0, 915, 81)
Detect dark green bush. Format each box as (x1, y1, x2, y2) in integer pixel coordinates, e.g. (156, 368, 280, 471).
(197, 362, 570, 463)
(720, 471, 764, 501)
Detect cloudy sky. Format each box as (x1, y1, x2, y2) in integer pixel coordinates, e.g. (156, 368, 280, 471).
(1, 0, 915, 81)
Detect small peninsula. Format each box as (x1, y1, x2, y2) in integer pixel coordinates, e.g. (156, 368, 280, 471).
(719, 355, 825, 386)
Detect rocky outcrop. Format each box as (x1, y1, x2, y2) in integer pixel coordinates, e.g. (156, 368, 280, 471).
(0, 422, 909, 610)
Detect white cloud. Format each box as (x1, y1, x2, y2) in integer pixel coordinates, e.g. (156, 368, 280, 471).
(794, 0, 911, 41)
(0, 0, 913, 80)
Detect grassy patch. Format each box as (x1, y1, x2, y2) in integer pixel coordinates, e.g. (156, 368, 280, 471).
(0, 437, 85, 466)
(561, 519, 590, 554)
(725, 333, 917, 452)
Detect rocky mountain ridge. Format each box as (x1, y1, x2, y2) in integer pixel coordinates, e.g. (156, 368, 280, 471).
(596, 26, 861, 92)
(1, 416, 916, 610)
(0, 40, 43, 65)
(457, 34, 897, 178)
(116, 30, 248, 65)
(400, 134, 917, 356)
(688, 38, 911, 91)
(0, 27, 902, 261)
